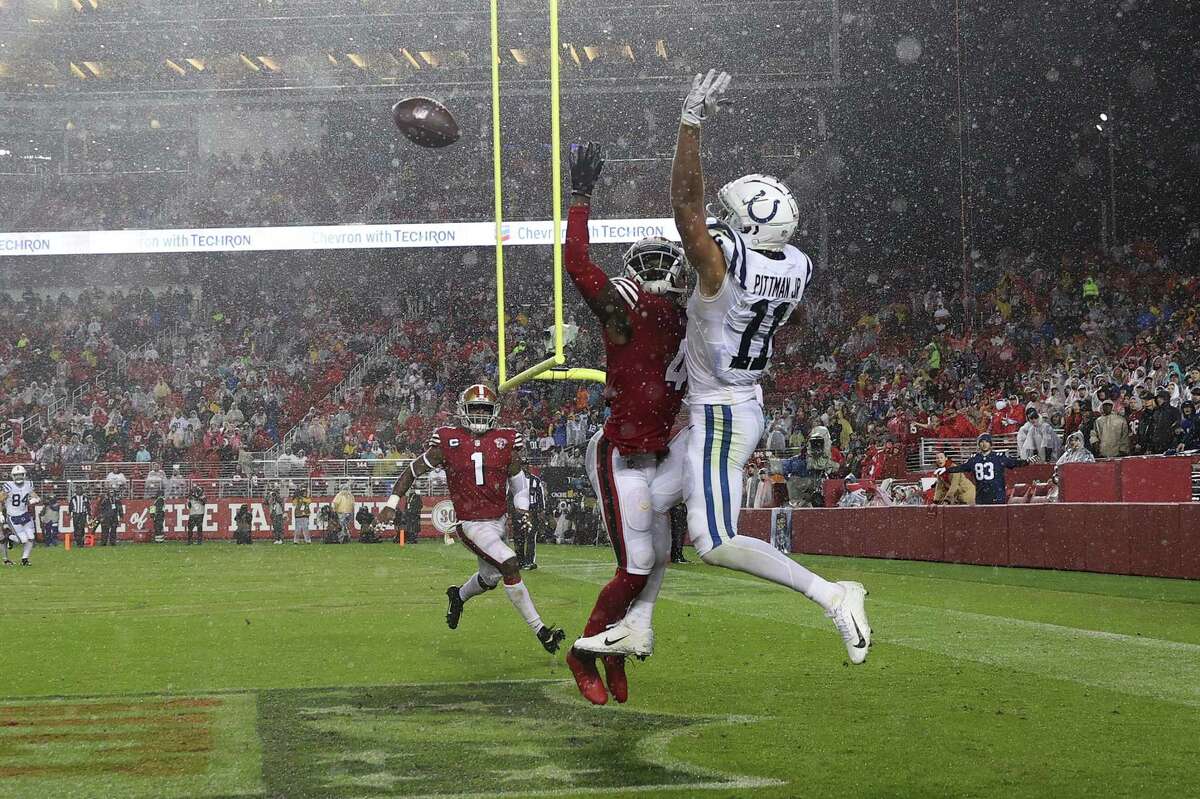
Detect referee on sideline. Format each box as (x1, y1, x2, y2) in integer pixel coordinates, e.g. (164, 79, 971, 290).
(68, 488, 91, 543)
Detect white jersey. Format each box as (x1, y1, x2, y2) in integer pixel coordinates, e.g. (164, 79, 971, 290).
(2, 481, 38, 523)
(684, 221, 813, 405)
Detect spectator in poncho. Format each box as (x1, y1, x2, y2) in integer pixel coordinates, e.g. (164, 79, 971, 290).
(1053, 431, 1096, 486)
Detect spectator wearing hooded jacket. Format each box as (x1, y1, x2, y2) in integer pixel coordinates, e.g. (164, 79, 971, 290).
(1090, 400, 1131, 457)
(1054, 431, 1096, 484)
(1150, 389, 1182, 453)
(806, 426, 837, 477)
(1016, 409, 1060, 463)
(1176, 402, 1199, 451)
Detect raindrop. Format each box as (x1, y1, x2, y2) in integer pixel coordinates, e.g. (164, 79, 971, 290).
(895, 35, 922, 64)
(1128, 63, 1156, 93)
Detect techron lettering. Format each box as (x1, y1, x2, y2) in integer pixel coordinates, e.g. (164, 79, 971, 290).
(0, 238, 51, 252)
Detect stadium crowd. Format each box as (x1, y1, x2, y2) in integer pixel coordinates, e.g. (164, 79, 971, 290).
(4, 221, 1197, 510)
(752, 234, 1200, 493)
(0, 268, 393, 481)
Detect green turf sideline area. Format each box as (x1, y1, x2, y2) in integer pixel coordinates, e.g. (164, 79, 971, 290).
(2, 543, 1198, 798)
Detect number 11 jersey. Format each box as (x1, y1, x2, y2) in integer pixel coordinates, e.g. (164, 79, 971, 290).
(684, 221, 814, 405)
(429, 427, 521, 521)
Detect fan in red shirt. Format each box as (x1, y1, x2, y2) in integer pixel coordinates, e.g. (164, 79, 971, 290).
(379, 385, 565, 656)
(560, 141, 689, 706)
(989, 399, 1023, 436)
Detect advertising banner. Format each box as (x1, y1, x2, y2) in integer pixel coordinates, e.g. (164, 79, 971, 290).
(55, 496, 449, 542)
(0, 218, 679, 258)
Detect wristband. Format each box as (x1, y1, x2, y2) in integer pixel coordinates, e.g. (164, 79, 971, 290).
(385, 495, 401, 510)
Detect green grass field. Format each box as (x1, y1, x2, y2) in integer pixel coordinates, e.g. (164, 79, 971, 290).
(2, 541, 1199, 799)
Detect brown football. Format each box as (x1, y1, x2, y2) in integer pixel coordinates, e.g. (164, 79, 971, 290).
(391, 97, 460, 148)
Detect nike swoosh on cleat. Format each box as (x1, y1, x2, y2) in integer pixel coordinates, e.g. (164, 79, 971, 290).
(603, 635, 629, 646)
(851, 618, 867, 649)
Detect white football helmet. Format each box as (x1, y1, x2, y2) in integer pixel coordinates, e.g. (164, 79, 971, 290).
(621, 237, 688, 296)
(714, 173, 799, 251)
(457, 384, 500, 434)
(11, 465, 26, 486)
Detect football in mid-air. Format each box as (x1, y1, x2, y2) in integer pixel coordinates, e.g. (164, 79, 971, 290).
(391, 97, 460, 148)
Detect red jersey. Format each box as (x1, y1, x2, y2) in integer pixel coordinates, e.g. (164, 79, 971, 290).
(430, 426, 521, 521)
(565, 204, 686, 455)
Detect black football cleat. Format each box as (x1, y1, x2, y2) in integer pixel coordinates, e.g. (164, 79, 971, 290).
(20, 558, 30, 566)
(2, 559, 13, 566)
(523, 562, 538, 571)
(445, 586, 464, 630)
(537, 625, 566, 654)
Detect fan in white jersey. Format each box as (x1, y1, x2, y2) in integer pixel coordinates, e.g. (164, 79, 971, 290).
(576, 70, 872, 666)
(1, 465, 39, 566)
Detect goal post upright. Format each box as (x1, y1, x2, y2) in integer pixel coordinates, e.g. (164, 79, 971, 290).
(490, 0, 510, 388)
(493, 0, 604, 393)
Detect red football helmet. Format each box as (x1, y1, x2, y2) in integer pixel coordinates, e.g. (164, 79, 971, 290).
(457, 384, 500, 433)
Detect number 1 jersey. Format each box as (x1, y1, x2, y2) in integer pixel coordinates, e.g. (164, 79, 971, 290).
(684, 221, 813, 405)
(430, 427, 521, 521)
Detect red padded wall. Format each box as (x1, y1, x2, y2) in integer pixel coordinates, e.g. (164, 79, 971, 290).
(738, 510, 771, 543)
(1058, 460, 1121, 503)
(860, 506, 943, 561)
(1127, 504, 1182, 578)
(742, 502, 1198, 580)
(1007, 505, 1090, 570)
(1007, 504, 1048, 568)
(794, 509, 851, 556)
(1080, 504, 1132, 574)
(1120, 457, 1194, 502)
(1175, 505, 1200, 580)
(941, 506, 1008, 566)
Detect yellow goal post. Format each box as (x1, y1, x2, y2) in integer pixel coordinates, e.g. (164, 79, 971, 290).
(491, 0, 605, 393)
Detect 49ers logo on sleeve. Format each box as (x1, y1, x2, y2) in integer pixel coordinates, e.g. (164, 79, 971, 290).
(431, 500, 458, 533)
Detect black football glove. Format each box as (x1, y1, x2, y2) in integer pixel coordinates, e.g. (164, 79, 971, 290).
(569, 141, 605, 198)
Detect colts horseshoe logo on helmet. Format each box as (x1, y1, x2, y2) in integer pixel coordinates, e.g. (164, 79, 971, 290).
(745, 189, 780, 224)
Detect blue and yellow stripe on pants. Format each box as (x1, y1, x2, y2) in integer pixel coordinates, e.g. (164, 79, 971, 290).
(701, 405, 736, 551)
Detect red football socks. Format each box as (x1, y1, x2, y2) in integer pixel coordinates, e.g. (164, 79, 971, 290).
(582, 569, 649, 637)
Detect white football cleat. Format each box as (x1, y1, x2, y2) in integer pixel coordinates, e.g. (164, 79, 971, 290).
(572, 621, 655, 659)
(827, 581, 871, 664)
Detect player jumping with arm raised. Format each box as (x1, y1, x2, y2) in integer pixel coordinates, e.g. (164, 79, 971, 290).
(581, 70, 872, 666)
(1, 466, 39, 566)
(560, 142, 690, 705)
(378, 385, 566, 655)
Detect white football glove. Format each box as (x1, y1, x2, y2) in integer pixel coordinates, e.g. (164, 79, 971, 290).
(934, 467, 947, 477)
(681, 69, 731, 127)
